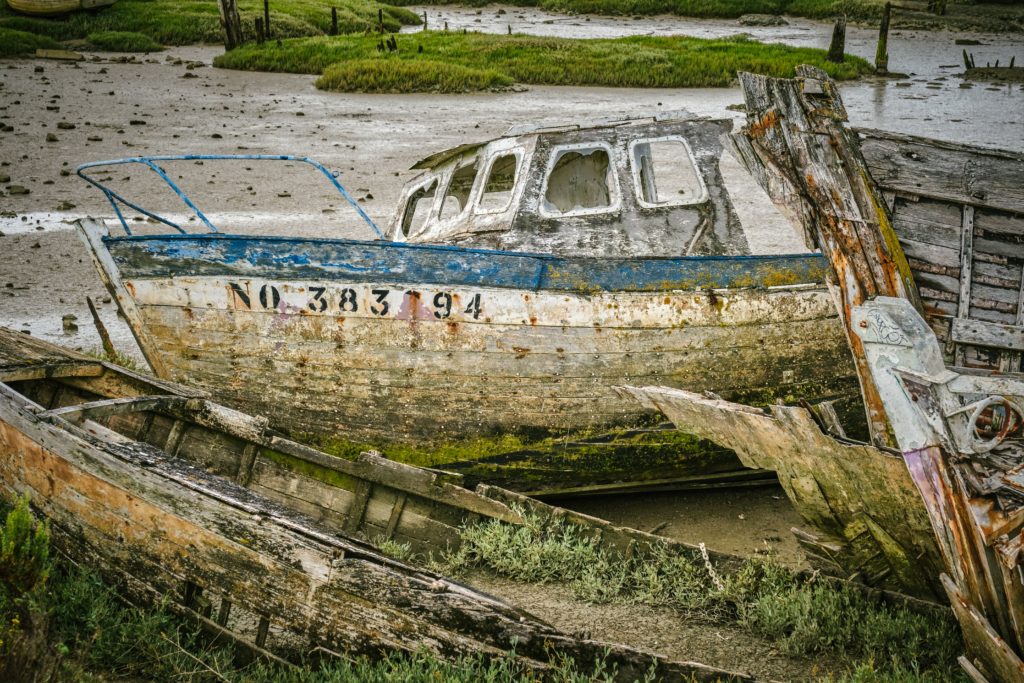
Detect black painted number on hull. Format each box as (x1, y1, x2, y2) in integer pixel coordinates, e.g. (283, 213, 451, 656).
(433, 292, 452, 319)
(371, 289, 390, 316)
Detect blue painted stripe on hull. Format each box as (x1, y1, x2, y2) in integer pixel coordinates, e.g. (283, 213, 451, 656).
(107, 234, 828, 293)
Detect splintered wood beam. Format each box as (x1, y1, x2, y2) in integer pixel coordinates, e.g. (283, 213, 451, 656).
(732, 65, 923, 449)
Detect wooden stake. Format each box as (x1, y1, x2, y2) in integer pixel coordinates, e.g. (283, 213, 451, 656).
(255, 17, 264, 44)
(263, 0, 270, 37)
(217, 0, 243, 51)
(86, 296, 116, 360)
(827, 17, 846, 64)
(330, 7, 337, 36)
(875, 3, 891, 74)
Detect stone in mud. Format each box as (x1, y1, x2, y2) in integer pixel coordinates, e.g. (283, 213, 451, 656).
(56, 201, 75, 210)
(7, 185, 30, 195)
(46, 133, 58, 142)
(0, 174, 9, 184)
(738, 14, 788, 27)
(57, 121, 75, 130)
(62, 314, 78, 333)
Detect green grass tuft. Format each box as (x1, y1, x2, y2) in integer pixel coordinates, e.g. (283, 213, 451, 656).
(316, 58, 514, 93)
(215, 30, 872, 91)
(86, 30, 163, 52)
(443, 510, 965, 680)
(0, 27, 62, 57)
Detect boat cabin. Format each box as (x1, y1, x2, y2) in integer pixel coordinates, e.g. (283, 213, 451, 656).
(387, 114, 748, 258)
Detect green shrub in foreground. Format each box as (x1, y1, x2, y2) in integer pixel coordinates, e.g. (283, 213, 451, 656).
(0, 27, 62, 57)
(317, 58, 513, 93)
(86, 30, 163, 52)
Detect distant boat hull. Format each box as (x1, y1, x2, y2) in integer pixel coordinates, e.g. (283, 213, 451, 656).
(7, 0, 114, 16)
(79, 220, 861, 493)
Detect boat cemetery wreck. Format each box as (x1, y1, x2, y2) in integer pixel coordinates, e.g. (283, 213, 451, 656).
(1, 58, 1020, 680)
(627, 67, 1024, 680)
(74, 114, 861, 496)
(0, 326, 763, 680)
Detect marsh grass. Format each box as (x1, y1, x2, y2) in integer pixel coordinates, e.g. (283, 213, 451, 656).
(217, 30, 871, 91)
(0, 27, 62, 57)
(444, 510, 965, 680)
(317, 58, 513, 92)
(86, 30, 163, 52)
(390, 0, 888, 21)
(85, 347, 147, 374)
(0, 0, 421, 47)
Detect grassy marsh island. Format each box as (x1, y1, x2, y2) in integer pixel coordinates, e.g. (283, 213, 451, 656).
(215, 31, 872, 92)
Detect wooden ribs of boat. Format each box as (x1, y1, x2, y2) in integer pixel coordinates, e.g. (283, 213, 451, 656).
(0, 327, 755, 681)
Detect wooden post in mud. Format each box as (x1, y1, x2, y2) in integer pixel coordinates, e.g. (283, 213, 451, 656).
(827, 16, 846, 63)
(330, 8, 338, 36)
(217, 0, 243, 51)
(875, 3, 891, 73)
(730, 66, 923, 448)
(422, 11, 427, 29)
(263, 0, 271, 37)
(86, 296, 116, 360)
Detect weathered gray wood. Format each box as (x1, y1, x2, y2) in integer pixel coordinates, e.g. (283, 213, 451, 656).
(41, 395, 189, 422)
(76, 219, 168, 377)
(164, 419, 187, 457)
(951, 318, 1024, 353)
(859, 128, 1024, 215)
(235, 442, 258, 486)
(957, 206, 975, 366)
(0, 362, 104, 383)
(385, 493, 408, 539)
(0, 380, 754, 681)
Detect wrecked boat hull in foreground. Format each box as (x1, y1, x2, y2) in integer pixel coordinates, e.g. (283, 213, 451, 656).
(0, 327, 753, 680)
(78, 217, 858, 494)
(659, 65, 1024, 679)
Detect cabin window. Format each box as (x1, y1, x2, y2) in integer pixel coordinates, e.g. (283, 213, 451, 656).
(400, 179, 437, 237)
(541, 144, 619, 217)
(439, 160, 479, 221)
(476, 153, 520, 214)
(629, 137, 706, 207)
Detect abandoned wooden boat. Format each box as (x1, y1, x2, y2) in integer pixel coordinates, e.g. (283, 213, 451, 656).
(0, 325, 757, 680)
(6, 0, 114, 16)
(624, 66, 1024, 679)
(74, 115, 861, 495)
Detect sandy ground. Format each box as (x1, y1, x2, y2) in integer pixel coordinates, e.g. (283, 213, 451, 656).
(0, 13, 1020, 628)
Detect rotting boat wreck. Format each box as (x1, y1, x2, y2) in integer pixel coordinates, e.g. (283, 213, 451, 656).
(74, 113, 862, 496)
(625, 66, 1024, 679)
(0, 326, 758, 681)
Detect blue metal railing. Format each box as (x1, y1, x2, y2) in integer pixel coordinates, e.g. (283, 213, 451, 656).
(76, 154, 384, 238)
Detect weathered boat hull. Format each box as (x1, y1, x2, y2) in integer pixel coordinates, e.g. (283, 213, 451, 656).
(619, 385, 946, 600)
(78, 220, 861, 493)
(0, 327, 753, 680)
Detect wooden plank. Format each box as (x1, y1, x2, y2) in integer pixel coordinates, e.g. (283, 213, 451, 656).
(957, 205, 975, 366)
(343, 480, 372, 535)
(164, 419, 187, 457)
(858, 128, 1024, 215)
(236, 443, 258, 487)
(384, 493, 407, 539)
(76, 219, 169, 377)
(40, 395, 189, 422)
(0, 362, 104, 383)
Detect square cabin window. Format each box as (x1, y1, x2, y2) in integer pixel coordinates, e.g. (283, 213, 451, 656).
(400, 178, 437, 237)
(541, 145, 618, 217)
(476, 153, 521, 214)
(630, 137, 707, 208)
(439, 160, 479, 221)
